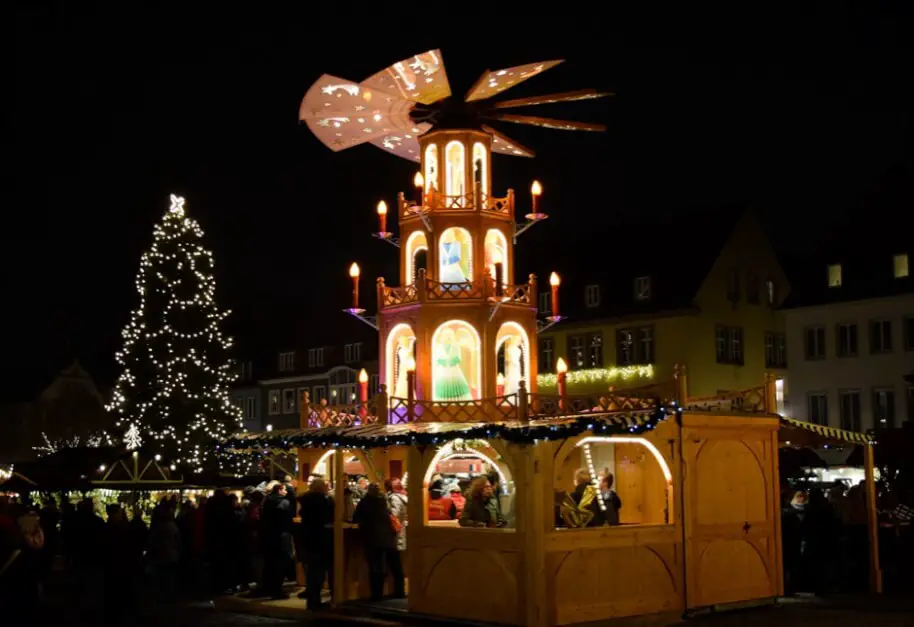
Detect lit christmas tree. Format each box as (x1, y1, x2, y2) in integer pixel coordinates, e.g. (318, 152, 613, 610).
(108, 194, 243, 472)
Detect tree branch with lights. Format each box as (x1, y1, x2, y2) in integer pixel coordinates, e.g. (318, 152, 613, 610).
(107, 194, 244, 473)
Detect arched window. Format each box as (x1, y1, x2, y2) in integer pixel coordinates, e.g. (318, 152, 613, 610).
(438, 227, 472, 284)
(496, 322, 530, 400)
(431, 320, 481, 401)
(554, 436, 673, 529)
(484, 228, 509, 288)
(445, 140, 465, 204)
(472, 142, 488, 198)
(404, 231, 428, 284)
(424, 144, 438, 194)
(386, 323, 416, 400)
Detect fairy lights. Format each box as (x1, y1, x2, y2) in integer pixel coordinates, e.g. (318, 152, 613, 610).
(107, 194, 244, 472)
(537, 364, 654, 388)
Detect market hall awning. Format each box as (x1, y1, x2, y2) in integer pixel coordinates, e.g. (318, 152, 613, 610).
(224, 409, 673, 454)
(778, 415, 871, 447)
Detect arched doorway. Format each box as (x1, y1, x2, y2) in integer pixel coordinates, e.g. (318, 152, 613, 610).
(386, 323, 416, 399)
(438, 227, 472, 284)
(495, 322, 530, 400)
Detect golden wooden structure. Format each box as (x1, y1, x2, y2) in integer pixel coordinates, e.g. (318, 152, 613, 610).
(225, 50, 879, 625)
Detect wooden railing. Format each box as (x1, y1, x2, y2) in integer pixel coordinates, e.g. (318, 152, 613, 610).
(685, 385, 768, 413)
(378, 272, 536, 309)
(380, 284, 419, 307)
(397, 189, 514, 216)
(388, 394, 520, 424)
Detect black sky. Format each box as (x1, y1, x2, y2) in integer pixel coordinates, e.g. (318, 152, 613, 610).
(6, 4, 913, 391)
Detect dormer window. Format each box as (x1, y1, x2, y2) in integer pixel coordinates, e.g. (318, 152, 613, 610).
(278, 352, 295, 372)
(634, 276, 651, 301)
(584, 284, 601, 308)
(827, 264, 842, 288)
(307, 348, 325, 368)
(894, 253, 909, 279)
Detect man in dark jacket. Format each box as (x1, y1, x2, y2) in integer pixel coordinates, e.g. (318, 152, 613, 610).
(353, 483, 396, 601)
(260, 479, 297, 599)
(297, 478, 334, 610)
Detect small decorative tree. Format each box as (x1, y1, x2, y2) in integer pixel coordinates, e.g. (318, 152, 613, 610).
(108, 194, 243, 472)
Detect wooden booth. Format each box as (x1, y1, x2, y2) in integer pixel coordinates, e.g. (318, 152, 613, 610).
(226, 55, 795, 625)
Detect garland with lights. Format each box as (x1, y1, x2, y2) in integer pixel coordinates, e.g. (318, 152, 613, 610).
(537, 365, 654, 389)
(223, 404, 679, 458)
(108, 194, 243, 473)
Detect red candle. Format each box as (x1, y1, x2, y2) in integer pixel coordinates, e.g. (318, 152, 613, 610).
(376, 200, 388, 234)
(349, 263, 360, 309)
(358, 369, 369, 418)
(414, 172, 424, 206)
(549, 272, 561, 317)
(556, 357, 568, 411)
(531, 180, 542, 214)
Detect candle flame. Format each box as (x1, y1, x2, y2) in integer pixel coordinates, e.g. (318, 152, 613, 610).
(556, 357, 568, 374)
(492, 248, 503, 264)
(349, 262, 360, 278)
(405, 356, 417, 372)
(414, 172, 424, 188)
(550, 272, 561, 286)
(376, 200, 388, 215)
(359, 368, 369, 383)
(497, 373, 505, 385)
(531, 180, 543, 196)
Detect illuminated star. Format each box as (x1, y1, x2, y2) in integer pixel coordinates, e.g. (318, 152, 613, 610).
(169, 194, 185, 214)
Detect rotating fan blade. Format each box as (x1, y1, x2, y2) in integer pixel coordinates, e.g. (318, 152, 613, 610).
(481, 125, 535, 158)
(488, 113, 606, 132)
(465, 60, 564, 102)
(361, 49, 451, 105)
(299, 74, 429, 156)
(492, 88, 613, 109)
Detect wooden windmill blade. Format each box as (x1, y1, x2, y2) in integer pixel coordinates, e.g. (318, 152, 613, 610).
(481, 125, 535, 158)
(361, 49, 451, 105)
(487, 113, 606, 132)
(464, 60, 564, 102)
(492, 88, 614, 109)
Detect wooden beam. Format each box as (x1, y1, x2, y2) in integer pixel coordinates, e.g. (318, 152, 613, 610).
(331, 449, 346, 607)
(863, 443, 883, 593)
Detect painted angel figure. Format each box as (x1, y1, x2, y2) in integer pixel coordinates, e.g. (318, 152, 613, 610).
(434, 329, 472, 402)
(439, 238, 467, 283)
(393, 337, 414, 398)
(503, 339, 523, 397)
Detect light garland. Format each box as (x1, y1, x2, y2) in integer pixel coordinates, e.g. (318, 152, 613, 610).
(107, 194, 245, 473)
(33, 431, 112, 458)
(537, 364, 654, 388)
(582, 443, 607, 512)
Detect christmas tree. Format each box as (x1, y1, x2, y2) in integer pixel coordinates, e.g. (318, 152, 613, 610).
(108, 194, 243, 472)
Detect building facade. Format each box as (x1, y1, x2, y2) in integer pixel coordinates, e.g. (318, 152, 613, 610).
(537, 209, 790, 400)
(782, 252, 913, 431)
(231, 340, 380, 431)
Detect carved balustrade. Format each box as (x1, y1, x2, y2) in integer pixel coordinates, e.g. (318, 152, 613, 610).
(378, 275, 535, 310)
(397, 189, 514, 216)
(684, 385, 767, 413)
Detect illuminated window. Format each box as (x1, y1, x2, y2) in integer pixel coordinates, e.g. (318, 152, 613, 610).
(496, 322, 530, 398)
(485, 229, 508, 288)
(386, 324, 416, 399)
(618, 327, 652, 365)
(431, 320, 481, 401)
(827, 264, 842, 288)
(405, 231, 429, 284)
(445, 140, 465, 202)
(894, 253, 909, 279)
(424, 144, 438, 193)
(438, 227, 472, 283)
(472, 142, 488, 198)
(775, 379, 785, 415)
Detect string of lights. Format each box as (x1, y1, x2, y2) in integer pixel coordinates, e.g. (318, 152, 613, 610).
(107, 194, 244, 473)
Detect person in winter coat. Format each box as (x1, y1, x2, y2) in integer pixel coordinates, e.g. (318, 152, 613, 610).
(596, 474, 622, 526)
(427, 480, 457, 521)
(297, 478, 334, 610)
(570, 469, 601, 528)
(384, 478, 407, 598)
(353, 483, 396, 601)
(260, 480, 297, 599)
(459, 477, 506, 528)
(448, 486, 466, 518)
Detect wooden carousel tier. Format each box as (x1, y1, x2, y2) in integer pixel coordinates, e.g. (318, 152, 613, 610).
(224, 408, 674, 453)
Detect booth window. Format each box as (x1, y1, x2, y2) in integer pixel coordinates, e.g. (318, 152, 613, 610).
(554, 437, 673, 530)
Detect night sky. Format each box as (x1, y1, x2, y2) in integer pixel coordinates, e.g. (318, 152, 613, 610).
(7, 5, 913, 392)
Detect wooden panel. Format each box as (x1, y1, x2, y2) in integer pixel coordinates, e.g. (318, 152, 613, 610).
(682, 415, 780, 608)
